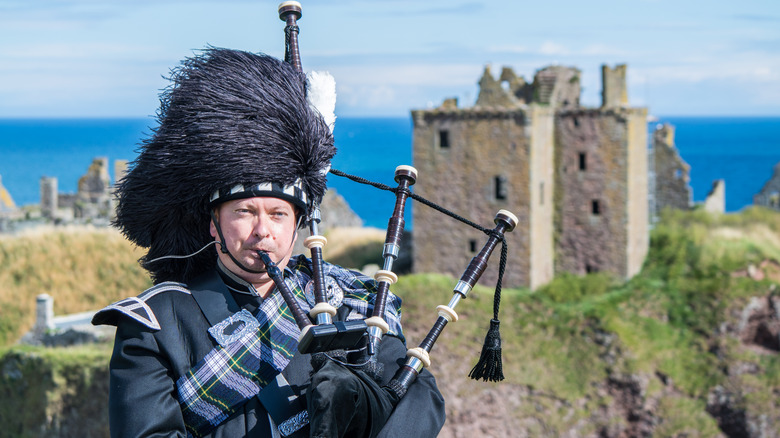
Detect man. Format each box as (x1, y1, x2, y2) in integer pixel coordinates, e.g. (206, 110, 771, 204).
(92, 48, 445, 438)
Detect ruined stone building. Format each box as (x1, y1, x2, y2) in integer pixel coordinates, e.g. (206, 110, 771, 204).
(652, 123, 692, 215)
(40, 157, 127, 223)
(411, 64, 648, 289)
(754, 163, 780, 210)
(703, 180, 726, 214)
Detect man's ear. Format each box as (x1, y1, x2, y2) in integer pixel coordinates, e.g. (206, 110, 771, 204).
(209, 209, 218, 238)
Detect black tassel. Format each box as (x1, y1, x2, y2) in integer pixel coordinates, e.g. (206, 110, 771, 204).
(469, 238, 508, 382)
(468, 318, 504, 382)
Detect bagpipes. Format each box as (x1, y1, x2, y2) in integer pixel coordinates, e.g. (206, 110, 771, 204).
(268, 1, 517, 435)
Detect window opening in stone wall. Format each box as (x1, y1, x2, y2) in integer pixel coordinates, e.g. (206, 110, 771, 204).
(592, 200, 600, 215)
(439, 130, 450, 149)
(585, 264, 597, 273)
(469, 239, 477, 252)
(540, 181, 545, 205)
(579, 153, 587, 171)
(494, 176, 507, 200)
(573, 117, 580, 127)
(674, 168, 682, 179)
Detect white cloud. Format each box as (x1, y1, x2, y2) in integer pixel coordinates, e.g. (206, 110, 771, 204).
(486, 45, 529, 54)
(326, 63, 482, 88)
(538, 41, 569, 56)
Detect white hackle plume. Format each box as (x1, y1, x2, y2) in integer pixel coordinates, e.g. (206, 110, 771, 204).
(307, 70, 337, 133)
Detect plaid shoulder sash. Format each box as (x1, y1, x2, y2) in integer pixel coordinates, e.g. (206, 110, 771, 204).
(176, 257, 404, 437)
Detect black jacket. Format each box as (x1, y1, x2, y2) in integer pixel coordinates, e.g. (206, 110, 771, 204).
(93, 263, 445, 438)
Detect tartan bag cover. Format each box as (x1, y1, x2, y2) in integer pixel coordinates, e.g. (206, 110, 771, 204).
(176, 255, 403, 437)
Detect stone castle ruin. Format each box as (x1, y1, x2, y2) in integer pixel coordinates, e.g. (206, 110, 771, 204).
(652, 123, 692, 213)
(411, 64, 650, 289)
(410, 62, 742, 289)
(39, 157, 128, 225)
(755, 163, 780, 210)
(0, 157, 129, 232)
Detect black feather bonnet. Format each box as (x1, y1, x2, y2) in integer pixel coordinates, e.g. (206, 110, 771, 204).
(114, 48, 336, 284)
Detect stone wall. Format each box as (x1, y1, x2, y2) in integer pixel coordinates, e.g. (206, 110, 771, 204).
(653, 123, 692, 213)
(527, 105, 556, 288)
(75, 157, 112, 219)
(411, 63, 648, 288)
(754, 163, 780, 209)
(704, 180, 726, 214)
(554, 109, 630, 277)
(601, 64, 628, 108)
(533, 65, 581, 109)
(411, 107, 531, 288)
(625, 108, 649, 279)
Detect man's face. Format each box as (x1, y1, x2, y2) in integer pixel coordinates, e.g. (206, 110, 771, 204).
(210, 196, 299, 290)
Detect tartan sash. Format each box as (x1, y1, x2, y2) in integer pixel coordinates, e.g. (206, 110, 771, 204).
(176, 255, 404, 437)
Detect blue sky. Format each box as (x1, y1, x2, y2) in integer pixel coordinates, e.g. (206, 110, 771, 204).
(1, 0, 779, 118)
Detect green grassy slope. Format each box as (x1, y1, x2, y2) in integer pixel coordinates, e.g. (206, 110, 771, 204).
(1, 208, 779, 435)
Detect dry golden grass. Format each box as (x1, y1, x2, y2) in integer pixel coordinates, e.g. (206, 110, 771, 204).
(0, 225, 151, 346)
(0, 225, 387, 346)
(322, 226, 386, 269)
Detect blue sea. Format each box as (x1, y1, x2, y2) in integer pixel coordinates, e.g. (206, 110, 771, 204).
(0, 117, 779, 228)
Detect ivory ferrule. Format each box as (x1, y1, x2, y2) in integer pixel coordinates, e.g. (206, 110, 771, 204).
(304, 235, 327, 249)
(297, 324, 312, 343)
(436, 305, 458, 323)
(365, 316, 390, 333)
(374, 270, 398, 285)
(309, 302, 337, 317)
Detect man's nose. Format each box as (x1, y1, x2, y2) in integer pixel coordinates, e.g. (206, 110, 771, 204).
(253, 216, 272, 238)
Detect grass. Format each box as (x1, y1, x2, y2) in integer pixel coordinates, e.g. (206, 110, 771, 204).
(0, 344, 112, 437)
(2, 207, 780, 434)
(0, 225, 151, 346)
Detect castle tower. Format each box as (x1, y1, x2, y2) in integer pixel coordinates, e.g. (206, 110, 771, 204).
(76, 157, 112, 219)
(411, 66, 556, 289)
(411, 63, 648, 288)
(40, 176, 58, 219)
(601, 64, 629, 108)
(553, 106, 648, 278)
(553, 64, 647, 278)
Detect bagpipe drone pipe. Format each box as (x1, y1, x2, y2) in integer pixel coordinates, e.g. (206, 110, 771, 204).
(265, 3, 517, 436)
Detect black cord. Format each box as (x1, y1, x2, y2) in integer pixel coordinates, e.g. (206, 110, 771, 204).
(329, 168, 508, 295)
